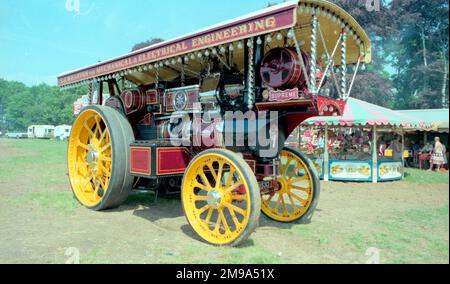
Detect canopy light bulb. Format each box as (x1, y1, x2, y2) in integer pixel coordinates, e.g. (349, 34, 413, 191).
(287, 30, 295, 39)
(276, 32, 283, 41)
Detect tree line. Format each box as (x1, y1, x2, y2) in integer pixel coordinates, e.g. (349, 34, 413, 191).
(0, 79, 87, 131)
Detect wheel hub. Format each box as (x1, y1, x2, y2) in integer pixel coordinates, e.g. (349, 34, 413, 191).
(207, 190, 222, 209)
(86, 145, 99, 169)
(277, 178, 289, 193)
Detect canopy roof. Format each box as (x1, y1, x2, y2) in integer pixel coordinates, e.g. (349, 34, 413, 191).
(303, 98, 430, 129)
(58, 0, 372, 88)
(397, 109, 449, 133)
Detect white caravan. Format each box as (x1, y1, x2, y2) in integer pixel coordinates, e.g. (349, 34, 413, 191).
(54, 125, 72, 141)
(28, 125, 55, 139)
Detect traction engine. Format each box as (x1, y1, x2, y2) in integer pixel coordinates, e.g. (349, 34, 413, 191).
(61, 0, 371, 247)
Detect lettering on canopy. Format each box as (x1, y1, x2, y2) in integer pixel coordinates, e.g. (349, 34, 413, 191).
(58, 5, 297, 86)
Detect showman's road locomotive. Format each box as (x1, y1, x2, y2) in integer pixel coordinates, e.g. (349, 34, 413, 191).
(59, 0, 371, 246)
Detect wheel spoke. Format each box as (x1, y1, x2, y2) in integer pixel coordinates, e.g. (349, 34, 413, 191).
(77, 141, 90, 151)
(214, 213, 222, 233)
(225, 181, 243, 193)
(287, 163, 301, 180)
(97, 177, 107, 190)
(228, 207, 241, 227)
(274, 195, 282, 212)
(225, 167, 235, 187)
(204, 208, 214, 225)
(100, 143, 111, 153)
(197, 205, 210, 216)
(99, 128, 108, 144)
(101, 156, 112, 163)
(290, 176, 308, 184)
(291, 185, 311, 193)
(83, 122, 95, 137)
(199, 172, 212, 190)
(219, 209, 230, 233)
(216, 162, 224, 188)
(206, 163, 218, 182)
(93, 179, 100, 197)
(194, 182, 208, 192)
(232, 194, 247, 202)
(94, 116, 102, 137)
(278, 160, 284, 176)
(287, 192, 297, 209)
(194, 195, 208, 202)
(290, 192, 308, 207)
(263, 193, 275, 206)
(284, 157, 293, 175)
(98, 164, 111, 178)
(280, 194, 289, 215)
(224, 202, 246, 217)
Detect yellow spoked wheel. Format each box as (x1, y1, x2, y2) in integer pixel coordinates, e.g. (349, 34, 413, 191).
(68, 106, 134, 211)
(261, 147, 320, 223)
(182, 149, 261, 247)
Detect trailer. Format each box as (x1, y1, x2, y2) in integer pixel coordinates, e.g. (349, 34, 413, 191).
(58, 0, 372, 246)
(28, 125, 55, 139)
(54, 125, 72, 141)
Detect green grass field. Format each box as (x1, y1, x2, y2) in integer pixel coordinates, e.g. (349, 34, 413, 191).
(0, 138, 448, 264)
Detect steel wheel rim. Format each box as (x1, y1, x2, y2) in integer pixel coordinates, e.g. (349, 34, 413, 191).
(262, 150, 314, 222)
(68, 109, 113, 208)
(183, 153, 251, 245)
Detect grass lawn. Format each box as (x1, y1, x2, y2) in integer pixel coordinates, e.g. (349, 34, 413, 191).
(0, 138, 448, 264)
(404, 168, 449, 184)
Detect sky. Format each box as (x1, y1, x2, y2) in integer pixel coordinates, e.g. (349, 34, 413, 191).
(0, 0, 284, 86)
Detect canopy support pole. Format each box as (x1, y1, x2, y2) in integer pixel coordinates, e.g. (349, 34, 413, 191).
(310, 14, 318, 95)
(372, 125, 378, 184)
(341, 31, 348, 100)
(401, 131, 405, 179)
(324, 125, 330, 181)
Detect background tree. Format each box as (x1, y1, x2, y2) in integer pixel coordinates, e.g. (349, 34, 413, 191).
(131, 38, 165, 52)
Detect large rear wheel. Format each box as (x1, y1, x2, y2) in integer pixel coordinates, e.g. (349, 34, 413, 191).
(182, 149, 261, 246)
(67, 105, 134, 211)
(261, 147, 320, 223)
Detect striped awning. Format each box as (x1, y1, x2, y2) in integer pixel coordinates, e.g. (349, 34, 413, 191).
(303, 98, 430, 129)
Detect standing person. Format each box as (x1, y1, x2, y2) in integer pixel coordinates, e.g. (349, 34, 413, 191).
(391, 135, 403, 161)
(430, 137, 447, 171)
(412, 141, 421, 166)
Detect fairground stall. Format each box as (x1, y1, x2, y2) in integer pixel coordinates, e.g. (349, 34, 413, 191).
(398, 109, 449, 170)
(300, 98, 427, 183)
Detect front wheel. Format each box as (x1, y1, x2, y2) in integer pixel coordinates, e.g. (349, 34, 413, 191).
(182, 149, 261, 247)
(67, 105, 135, 211)
(261, 147, 320, 223)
